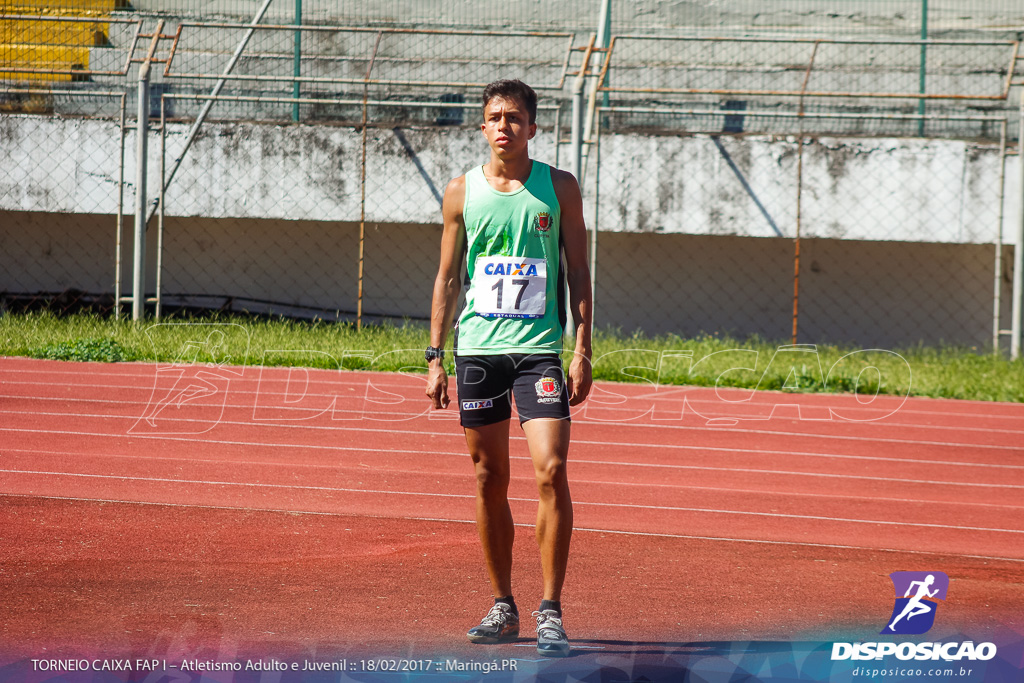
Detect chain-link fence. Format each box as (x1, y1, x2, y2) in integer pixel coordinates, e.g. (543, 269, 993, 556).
(589, 108, 1013, 348)
(0, 90, 127, 314)
(6, 0, 1024, 34)
(151, 98, 562, 323)
(2, 9, 1022, 351)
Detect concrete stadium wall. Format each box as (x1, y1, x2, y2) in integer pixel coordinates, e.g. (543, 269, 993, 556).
(596, 132, 1019, 244)
(0, 117, 1018, 244)
(0, 211, 117, 295)
(592, 231, 1013, 347)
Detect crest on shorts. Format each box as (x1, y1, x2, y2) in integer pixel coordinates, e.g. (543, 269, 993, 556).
(535, 376, 561, 398)
(533, 212, 552, 233)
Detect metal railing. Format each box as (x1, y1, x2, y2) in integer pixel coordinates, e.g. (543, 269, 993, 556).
(595, 35, 1020, 101)
(161, 23, 576, 94)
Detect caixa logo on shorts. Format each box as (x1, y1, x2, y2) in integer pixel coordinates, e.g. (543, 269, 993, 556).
(882, 571, 949, 635)
(462, 399, 493, 411)
(535, 376, 561, 404)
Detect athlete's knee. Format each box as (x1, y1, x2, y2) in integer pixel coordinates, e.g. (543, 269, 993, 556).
(475, 461, 510, 497)
(534, 457, 569, 496)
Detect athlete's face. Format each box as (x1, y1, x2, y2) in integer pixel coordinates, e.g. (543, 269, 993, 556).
(481, 95, 536, 156)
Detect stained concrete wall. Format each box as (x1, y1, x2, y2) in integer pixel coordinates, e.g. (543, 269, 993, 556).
(596, 133, 1020, 244)
(0, 116, 1018, 245)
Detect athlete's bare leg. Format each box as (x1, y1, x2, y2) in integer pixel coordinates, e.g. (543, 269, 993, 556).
(521, 417, 572, 602)
(465, 420, 515, 598)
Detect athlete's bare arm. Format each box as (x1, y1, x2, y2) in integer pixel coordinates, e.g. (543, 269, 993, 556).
(426, 175, 467, 410)
(552, 167, 593, 406)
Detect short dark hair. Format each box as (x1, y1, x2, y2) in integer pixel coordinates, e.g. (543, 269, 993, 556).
(482, 79, 537, 125)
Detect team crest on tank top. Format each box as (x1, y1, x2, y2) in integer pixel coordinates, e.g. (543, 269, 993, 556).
(533, 212, 552, 233)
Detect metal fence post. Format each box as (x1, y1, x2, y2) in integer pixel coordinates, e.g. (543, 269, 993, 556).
(570, 34, 595, 183)
(132, 48, 151, 321)
(993, 120, 1007, 354)
(793, 135, 803, 345)
(156, 94, 166, 320)
(590, 107, 601, 321)
(917, 0, 928, 137)
(131, 20, 164, 321)
(114, 94, 127, 321)
(293, 0, 302, 122)
(570, 80, 584, 182)
(1012, 90, 1024, 359)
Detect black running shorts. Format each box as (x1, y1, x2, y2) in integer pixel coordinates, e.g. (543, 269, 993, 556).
(454, 353, 570, 428)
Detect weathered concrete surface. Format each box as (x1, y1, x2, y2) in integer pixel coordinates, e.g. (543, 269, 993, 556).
(0, 117, 127, 216)
(595, 132, 1017, 244)
(0, 116, 1017, 245)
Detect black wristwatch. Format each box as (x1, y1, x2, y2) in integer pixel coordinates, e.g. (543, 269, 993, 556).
(425, 346, 445, 363)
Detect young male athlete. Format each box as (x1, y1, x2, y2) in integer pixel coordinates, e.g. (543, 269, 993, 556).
(425, 79, 593, 657)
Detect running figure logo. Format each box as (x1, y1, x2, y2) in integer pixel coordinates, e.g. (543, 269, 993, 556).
(130, 324, 249, 436)
(881, 571, 949, 635)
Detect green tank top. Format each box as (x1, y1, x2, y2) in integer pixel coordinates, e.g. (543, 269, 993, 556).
(456, 161, 564, 356)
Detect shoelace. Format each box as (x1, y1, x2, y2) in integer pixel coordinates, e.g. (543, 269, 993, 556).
(532, 611, 565, 638)
(481, 605, 513, 625)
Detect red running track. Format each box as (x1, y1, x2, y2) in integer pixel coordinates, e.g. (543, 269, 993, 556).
(1, 356, 1022, 663)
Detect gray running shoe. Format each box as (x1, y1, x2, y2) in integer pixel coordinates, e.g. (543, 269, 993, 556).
(467, 603, 520, 644)
(533, 609, 570, 657)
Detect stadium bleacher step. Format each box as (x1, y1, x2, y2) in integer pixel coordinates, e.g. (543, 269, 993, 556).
(1, 0, 129, 12)
(0, 17, 108, 45)
(1, 43, 91, 76)
(1, 0, 127, 112)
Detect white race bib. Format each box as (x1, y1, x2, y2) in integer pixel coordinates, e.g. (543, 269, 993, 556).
(473, 256, 547, 319)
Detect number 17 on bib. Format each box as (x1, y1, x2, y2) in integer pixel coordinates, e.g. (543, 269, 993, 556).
(474, 256, 547, 319)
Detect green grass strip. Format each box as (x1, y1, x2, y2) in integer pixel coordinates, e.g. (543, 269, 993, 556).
(2, 311, 1022, 403)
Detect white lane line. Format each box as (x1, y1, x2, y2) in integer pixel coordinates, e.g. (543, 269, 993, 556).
(0, 377, 412, 393)
(3, 493, 1022, 564)
(0, 436, 450, 458)
(0, 393, 421, 421)
(583, 407, 1024, 432)
(4, 376, 1019, 440)
(8, 445, 1023, 511)
(573, 420, 1024, 452)
(7, 391, 1024, 445)
(2, 469, 1022, 534)
(566, 526, 1024, 564)
(574, 414, 1024, 437)
(3, 408, 1022, 467)
(0, 468, 464, 499)
(2, 427, 1020, 489)
(0, 446, 460, 467)
(5, 359, 1022, 408)
(4, 371, 1024, 423)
